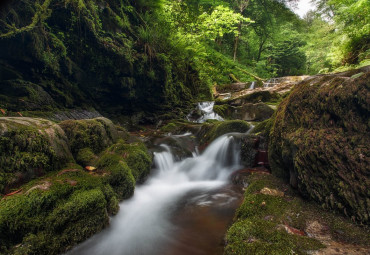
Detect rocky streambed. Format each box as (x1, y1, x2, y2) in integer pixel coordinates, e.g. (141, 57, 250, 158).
(0, 66, 369, 255)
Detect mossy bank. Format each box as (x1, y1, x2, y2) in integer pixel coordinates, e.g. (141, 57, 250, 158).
(225, 171, 370, 255)
(0, 117, 152, 255)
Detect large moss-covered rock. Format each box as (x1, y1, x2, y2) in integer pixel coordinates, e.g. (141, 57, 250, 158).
(269, 67, 370, 223)
(214, 103, 274, 121)
(200, 120, 251, 144)
(0, 116, 153, 254)
(59, 117, 119, 165)
(0, 117, 73, 193)
(0, 166, 118, 255)
(97, 139, 152, 198)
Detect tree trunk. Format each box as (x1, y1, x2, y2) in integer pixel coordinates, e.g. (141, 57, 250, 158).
(233, 22, 242, 61)
(257, 37, 267, 62)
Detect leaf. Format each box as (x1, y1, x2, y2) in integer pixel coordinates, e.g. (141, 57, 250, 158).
(85, 166, 97, 171)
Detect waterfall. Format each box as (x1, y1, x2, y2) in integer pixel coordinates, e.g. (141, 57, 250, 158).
(263, 77, 278, 88)
(249, 81, 255, 89)
(67, 133, 242, 255)
(187, 101, 224, 123)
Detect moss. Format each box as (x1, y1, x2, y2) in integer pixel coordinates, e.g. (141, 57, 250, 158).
(109, 141, 152, 182)
(225, 173, 324, 255)
(0, 161, 121, 255)
(225, 218, 323, 255)
(201, 120, 251, 144)
(252, 116, 275, 140)
(97, 153, 135, 199)
(160, 122, 178, 133)
(213, 104, 229, 118)
(0, 118, 73, 193)
(269, 70, 370, 223)
(76, 147, 96, 166)
(12, 189, 109, 255)
(59, 117, 119, 156)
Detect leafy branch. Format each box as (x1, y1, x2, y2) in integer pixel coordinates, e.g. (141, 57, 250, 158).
(0, 0, 52, 39)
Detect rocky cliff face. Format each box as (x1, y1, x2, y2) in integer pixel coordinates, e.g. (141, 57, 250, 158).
(0, 0, 210, 124)
(269, 66, 370, 223)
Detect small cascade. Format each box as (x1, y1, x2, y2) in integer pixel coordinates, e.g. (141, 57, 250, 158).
(67, 133, 243, 255)
(153, 145, 174, 174)
(263, 78, 279, 88)
(187, 101, 224, 123)
(249, 81, 256, 89)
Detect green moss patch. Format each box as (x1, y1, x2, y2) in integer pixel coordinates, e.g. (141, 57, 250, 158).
(59, 117, 119, 156)
(97, 139, 152, 198)
(225, 173, 369, 255)
(201, 120, 251, 144)
(0, 117, 73, 193)
(0, 163, 119, 255)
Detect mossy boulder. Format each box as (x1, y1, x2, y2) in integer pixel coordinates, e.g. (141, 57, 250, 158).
(0, 117, 73, 193)
(0, 165, 118, 255)
(269, 67, 370, 223)
(214, 103, 274, 121)
(0, 116, 153, 254)
(97, 139, 152, 198)
(200, 120, 251, 144)
(59, 117, 119, 165)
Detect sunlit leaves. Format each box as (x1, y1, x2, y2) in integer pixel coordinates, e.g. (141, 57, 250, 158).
(197, 5, 253, 40)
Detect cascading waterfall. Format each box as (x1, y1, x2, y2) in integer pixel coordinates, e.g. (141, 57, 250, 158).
(67, 134, 242, 255)
(188, 101, 224, 123)
(249, 81, 256, 89)
(264, 77, 278, 88)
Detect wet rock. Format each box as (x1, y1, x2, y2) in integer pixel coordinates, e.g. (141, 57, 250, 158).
(214, 102, 274, 121)
(0, 117, 73, 193)
(51, 109, 102, 121)
(200, 120, 251, 144)
(269, 66, 370, 224)
(240, 135, 269, 168)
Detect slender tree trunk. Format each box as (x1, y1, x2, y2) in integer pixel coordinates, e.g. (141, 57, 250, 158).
(257, 37, 267, 62)
(233, 22, 242, 61)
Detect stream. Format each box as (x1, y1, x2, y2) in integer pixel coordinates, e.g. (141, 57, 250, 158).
(68, 107, 246, 255)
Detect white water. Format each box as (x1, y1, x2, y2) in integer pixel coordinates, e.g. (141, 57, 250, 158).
(189, 101, 224, 123)
(263, 78, 278, 88)
(67, 134, 241, 255)
(249, 81, 256, 89)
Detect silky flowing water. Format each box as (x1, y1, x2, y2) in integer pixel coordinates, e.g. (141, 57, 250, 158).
(67, 133, 245, 255)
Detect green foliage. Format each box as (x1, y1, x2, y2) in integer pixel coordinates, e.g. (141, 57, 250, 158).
(266, 26, 307, 76)
(197, 5, 252, 41)
(310, 0, 370, 68)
